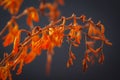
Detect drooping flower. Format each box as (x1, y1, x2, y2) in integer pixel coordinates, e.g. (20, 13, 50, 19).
(25, 7, 39, 27)
(12, 46, 27, 75)
(68, 17, 82, 44)
(49, 26, 64, 47)
(3, 19, 19, 47)
(12, 30, 21, 54)
(24, 33, 41, 64)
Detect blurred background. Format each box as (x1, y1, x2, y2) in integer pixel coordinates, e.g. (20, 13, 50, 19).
(0, 0, 120, 80)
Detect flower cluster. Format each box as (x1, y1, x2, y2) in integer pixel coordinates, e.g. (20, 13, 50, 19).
(0, 0, 112, 80)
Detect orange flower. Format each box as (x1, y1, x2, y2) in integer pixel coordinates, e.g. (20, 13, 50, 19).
(3, 19, 19, 47)
(24, 35, 41, 64)
(41, 33, 51, 50)
(69, 25, 82, 44)
(12, 31, 21, 54)
(0, 63, 12, 80)
(12, 46, 27, 75)
(88, 21, 101, 36)
(45, 3, 60, 21)
(49, 26, 64, 47)
(0, 0, 23, 14)
(25, 7, 39, 26)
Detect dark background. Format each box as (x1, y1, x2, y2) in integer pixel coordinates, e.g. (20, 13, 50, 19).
(0, 0, 120, 80)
